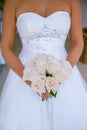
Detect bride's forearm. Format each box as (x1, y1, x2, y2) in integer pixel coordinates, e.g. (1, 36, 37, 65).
(1, 45, 24, 78)
(66, 42, 84, 67)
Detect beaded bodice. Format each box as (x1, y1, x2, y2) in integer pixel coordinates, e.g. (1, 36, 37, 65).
(16, 11, 71, 65)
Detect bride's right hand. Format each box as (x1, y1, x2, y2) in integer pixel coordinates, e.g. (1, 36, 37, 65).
(25, 81, 50, 99)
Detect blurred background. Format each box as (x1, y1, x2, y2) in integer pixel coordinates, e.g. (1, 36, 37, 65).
(0, 0, 87, 93)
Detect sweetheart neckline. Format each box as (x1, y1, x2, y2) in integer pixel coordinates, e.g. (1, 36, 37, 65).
(16, 11, 71, 24)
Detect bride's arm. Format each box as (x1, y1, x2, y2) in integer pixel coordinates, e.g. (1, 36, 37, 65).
(67, 0, 84, 67)
(1, 0, 28, 79)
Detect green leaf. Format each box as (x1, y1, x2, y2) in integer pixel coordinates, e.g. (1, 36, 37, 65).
(50, 90, 57, 98)
(46, 70, 53, 77)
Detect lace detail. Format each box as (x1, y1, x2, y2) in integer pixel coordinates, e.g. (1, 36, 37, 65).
(26, 25, 66, 40)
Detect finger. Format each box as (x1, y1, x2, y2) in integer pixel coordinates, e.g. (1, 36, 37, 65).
(25, 80, 32, 86)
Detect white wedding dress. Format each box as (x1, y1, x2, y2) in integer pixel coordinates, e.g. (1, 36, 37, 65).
(0, 11, 87, 130)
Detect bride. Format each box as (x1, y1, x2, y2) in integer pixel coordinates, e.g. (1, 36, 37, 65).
(0, 0, 87, 129)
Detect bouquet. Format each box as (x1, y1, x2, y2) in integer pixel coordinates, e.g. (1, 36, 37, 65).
(23, 54, 72, 100)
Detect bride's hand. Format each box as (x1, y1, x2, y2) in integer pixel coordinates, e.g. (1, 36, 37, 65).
(42, 92, 51, 100)
(25, 80, 32, 87)
(25, 80, 50, 99)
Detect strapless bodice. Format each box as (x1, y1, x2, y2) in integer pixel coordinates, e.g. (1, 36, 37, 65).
(16, 11, 71, 65)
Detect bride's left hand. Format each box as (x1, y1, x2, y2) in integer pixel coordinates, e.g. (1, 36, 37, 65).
(25, 80, 32, 87)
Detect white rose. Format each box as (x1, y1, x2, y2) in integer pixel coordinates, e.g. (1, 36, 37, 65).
(54, 60, 72, 83)
(23, 62, 38, 81)
(55, 71, 67, 83)
(60, 60, 72, 78)
(59, 60, 72, 71)
(31, 77, 46, 96)
(35, 60, 47, 74)
(23, 70, 39, 82)
(33, 54, 48, 62)
(46, 77, 58, 93)
(34, 54, 56, 64)
(46, 61, 61, 74)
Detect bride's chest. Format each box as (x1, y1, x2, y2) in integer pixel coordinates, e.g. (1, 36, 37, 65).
(16, 11, 71, 40)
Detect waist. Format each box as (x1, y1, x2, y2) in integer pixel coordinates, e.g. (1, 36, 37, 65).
(19, 38, 67, 65)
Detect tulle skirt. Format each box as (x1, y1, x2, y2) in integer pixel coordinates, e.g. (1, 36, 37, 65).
(0, 65, 87, 130)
